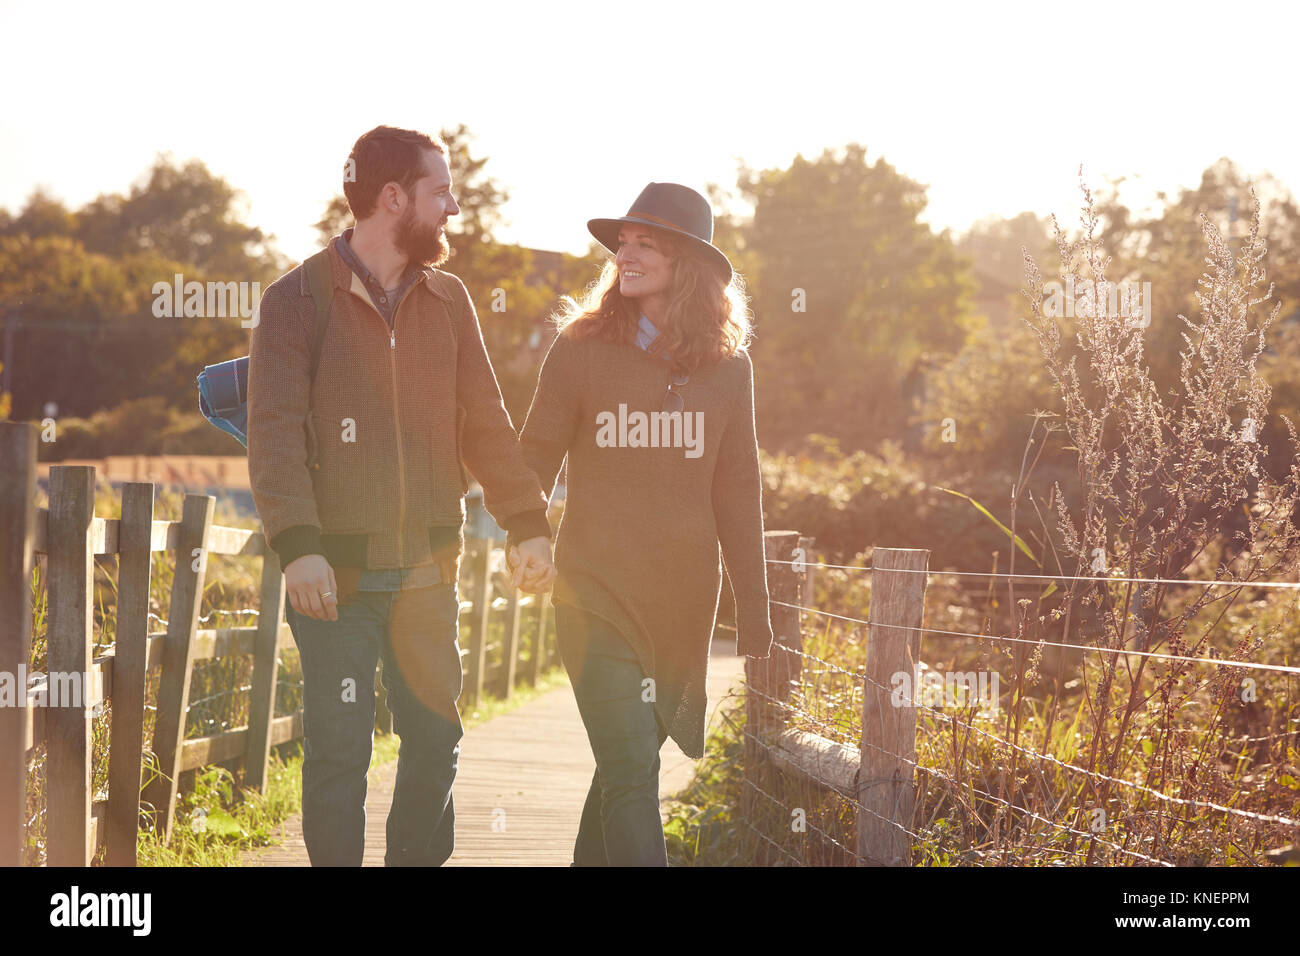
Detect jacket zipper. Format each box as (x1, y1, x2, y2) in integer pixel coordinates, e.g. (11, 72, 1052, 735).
(388, 322, 407, 562)
(357, 279, 423, 564)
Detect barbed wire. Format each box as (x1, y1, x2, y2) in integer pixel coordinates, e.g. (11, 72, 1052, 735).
(765, 557, 1300, 591)
(741, 776, 865, 863)
(770, 599, 1300, 676)
(771, 621, 1300, 826)
(747, 664, 1179, 865)
(187, 684, 253, 711)
(741, 813, 806, 867)
(874, 676, 1300, 832)
(147, 607, 264, 629)
(744, 676, 1175, 866)
(739, 591, 1297, 867)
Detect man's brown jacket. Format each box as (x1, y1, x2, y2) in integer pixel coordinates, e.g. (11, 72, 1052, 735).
(247, 237, 552, 576)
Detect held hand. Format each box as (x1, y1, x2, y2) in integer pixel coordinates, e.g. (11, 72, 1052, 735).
(284, 554, 339, 621)
(507, 536, 556, 593)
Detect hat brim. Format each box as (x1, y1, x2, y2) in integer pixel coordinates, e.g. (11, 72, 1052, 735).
(587, 216, 733, 283)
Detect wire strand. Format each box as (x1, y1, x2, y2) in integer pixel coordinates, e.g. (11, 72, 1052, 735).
(770, 599, 1300, 676)
(765, 557, 1300, 591)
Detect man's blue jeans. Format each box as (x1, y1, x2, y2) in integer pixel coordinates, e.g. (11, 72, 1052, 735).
(556, 603, 669, 866)
(284, 584, 464, 866)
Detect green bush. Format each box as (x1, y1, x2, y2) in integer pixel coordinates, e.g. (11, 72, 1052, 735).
(36, 396, 244, 460)
(760, 435, 1023, 570)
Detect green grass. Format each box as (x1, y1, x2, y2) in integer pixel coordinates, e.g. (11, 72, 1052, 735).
(136, 744, 307, 867)
(662, 697, 751, 866)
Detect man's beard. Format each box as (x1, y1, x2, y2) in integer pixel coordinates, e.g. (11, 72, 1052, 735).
(395, 207, 450, 267)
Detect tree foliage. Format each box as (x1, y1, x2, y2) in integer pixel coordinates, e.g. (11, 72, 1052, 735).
(739, 145, 976, 453)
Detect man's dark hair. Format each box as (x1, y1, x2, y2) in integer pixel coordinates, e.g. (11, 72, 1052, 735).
(344, 126, 446, 220)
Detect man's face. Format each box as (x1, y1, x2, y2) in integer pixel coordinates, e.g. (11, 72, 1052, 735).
(395, 148, 460, 267)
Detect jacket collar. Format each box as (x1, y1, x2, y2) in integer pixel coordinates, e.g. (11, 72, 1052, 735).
(299, 235, 453, 303)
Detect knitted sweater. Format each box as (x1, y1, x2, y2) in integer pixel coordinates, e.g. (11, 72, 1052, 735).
(518, 327, 774, 758)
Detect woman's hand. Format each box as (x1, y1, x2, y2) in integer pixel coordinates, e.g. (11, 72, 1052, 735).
(506, 537, 556, 593)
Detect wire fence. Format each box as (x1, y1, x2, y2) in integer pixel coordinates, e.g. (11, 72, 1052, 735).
(737, 540, 1300, 867)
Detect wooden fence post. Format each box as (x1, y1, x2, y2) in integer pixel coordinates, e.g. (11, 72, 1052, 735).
(798, 536, 816, 611)
(741, 530, 801, 829)
(463, 539, 491, 707)
(768, 533, 805, 710)
(142, 493, 214, 838)
(45, 465, 96, 866)
(500, 588, 522, 699)
(243, 539, 284, 793)
(531, 594, 550, 685)
(857, 546, 929, 866)
(0, 423, 37, 866)
(106, 481, 154, 866)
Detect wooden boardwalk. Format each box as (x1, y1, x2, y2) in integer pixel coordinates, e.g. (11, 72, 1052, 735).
(241, 637, 746, 866)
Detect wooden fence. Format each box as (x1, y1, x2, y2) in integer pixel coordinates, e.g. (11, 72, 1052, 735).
(0, 421, 556, 867)
(743, 531, 929, 866)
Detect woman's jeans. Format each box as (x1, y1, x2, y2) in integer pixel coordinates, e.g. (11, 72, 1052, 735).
(284, 584, 464, 866)
(556, 604, 669, 866)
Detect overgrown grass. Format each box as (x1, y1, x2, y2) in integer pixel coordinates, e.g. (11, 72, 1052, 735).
(137, 743, 309, 867)
(667, 550, 1299, 866)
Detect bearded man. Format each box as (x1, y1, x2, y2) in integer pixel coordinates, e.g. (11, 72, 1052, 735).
(247, 125, 555, 866)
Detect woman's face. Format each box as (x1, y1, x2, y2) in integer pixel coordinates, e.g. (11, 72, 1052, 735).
(615, 225, 673, 304)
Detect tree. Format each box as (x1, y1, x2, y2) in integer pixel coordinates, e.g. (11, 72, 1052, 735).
(0, 157, 281, 421)
(739, 145, 976, 453)
(0, 234, 245, 419)
(314, 193, 351, 246)
(2, 187, 76, 240)
(957, 211, 1055, 327)
(75, 154, 285, 283)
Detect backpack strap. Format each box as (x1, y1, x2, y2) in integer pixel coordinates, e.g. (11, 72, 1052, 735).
(303, 249, 335, 394)
(302, 249, 335, 472)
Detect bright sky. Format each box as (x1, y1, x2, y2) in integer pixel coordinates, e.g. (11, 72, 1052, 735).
(3, 0, 1297, 263)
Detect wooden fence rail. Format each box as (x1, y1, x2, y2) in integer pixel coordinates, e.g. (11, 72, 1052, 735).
(0, 421, 557, 867)
(742, 532, 929, 867)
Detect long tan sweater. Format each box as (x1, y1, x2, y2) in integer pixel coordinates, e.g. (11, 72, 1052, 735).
(518, 327, 774, 758)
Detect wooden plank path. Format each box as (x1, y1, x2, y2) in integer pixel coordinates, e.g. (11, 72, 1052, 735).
(240, 637, 746, 866)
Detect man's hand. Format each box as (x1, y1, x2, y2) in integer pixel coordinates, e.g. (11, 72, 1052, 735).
(284, 553, 339, 621)
(506, 536, 556, 593)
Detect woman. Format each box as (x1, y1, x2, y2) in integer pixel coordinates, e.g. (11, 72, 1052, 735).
(507, 182, 774, 866)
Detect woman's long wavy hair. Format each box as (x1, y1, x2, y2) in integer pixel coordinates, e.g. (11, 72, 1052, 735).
(555, 228, 753, 374)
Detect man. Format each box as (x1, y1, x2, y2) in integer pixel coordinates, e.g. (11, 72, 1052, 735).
(247, 125, 556, 866)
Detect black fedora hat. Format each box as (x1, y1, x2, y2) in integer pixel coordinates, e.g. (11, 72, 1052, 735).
(588, 182, 733, 283)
